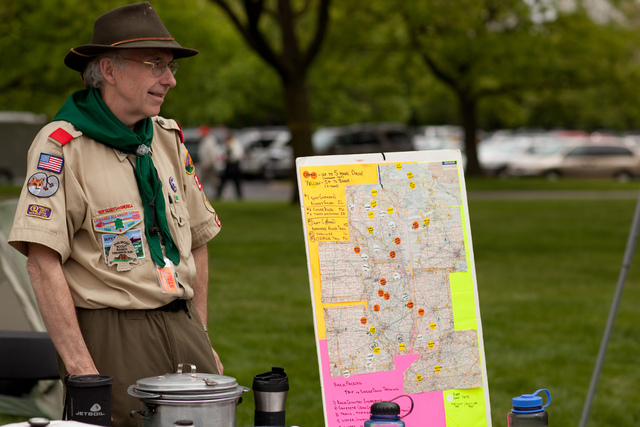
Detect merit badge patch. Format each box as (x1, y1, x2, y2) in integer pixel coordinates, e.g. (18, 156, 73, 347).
(37, 153, 64, 174)
(184, 150, 195, 175)
(169, 176, 178, 193)
(26, 204, 52, 220)
(105, 233, 140, 271)
(27, 172, 59, 198)
(93, 210, 142, 234)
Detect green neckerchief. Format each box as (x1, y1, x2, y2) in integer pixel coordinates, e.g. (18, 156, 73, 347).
(53, 88, 179, 267)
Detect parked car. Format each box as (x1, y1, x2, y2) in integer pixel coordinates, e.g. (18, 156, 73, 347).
(505, 136, 640, 181)
(412, 125, 464, 151)
(237, 127, 291, 178)
(312, 123, 415, 155)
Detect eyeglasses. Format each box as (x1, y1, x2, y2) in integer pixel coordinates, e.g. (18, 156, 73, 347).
(122, 58, 179, 76)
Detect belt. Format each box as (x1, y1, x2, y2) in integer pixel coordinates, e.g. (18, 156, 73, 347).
(153, 299, 188, 312)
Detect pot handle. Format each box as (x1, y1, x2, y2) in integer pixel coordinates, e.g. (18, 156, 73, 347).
(127, 384, 162, 399)
(176, 363, 197, 374)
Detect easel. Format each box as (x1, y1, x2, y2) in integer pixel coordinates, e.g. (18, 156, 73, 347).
(579, 191, 640, 427)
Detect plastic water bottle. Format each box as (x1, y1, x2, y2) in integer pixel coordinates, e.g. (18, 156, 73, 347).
(364, 401, 405, 427)
(508, 389, 551, 427)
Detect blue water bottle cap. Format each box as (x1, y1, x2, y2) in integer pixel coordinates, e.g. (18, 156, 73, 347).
(371, 401, 401, 416)
(512, 389, 551, 413)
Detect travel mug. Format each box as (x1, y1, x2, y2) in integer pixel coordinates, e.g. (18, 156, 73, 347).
(63, 374, 113, 426)
(253, 366, 289, 426)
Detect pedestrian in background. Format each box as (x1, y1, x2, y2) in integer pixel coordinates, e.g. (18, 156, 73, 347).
(216, 130, 244, 200)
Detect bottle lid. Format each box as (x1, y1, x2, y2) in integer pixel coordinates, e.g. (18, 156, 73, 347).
(252, 366, 289, 392)
(371, 401, 400, 415)
(512, 389, 551, 413)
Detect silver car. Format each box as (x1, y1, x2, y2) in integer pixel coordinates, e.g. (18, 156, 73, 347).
(506, 136, 640, 181)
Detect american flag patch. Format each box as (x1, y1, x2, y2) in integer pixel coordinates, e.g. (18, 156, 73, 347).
(37, 153, 64, 174)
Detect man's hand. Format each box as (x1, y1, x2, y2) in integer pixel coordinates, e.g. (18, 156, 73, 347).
(212, 347, 224, 374)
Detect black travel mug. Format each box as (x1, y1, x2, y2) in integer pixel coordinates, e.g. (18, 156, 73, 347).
(253, 366, 289, 426)
(63, 374, 113, 426)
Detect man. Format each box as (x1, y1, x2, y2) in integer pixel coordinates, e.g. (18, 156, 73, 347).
(8, 3, 223, 426)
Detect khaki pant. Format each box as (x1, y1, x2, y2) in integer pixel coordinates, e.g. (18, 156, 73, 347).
(58, 300, 219, 427)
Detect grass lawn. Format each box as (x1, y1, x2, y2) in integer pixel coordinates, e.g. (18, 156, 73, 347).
(2, 178, 640, 426)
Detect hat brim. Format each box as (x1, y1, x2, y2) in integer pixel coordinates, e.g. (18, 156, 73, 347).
(64, 40, 198, 73)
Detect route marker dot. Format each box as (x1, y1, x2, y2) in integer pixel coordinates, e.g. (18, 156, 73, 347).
(371, 189, 378, 197)
(373, 346, 381, 354)
(371, 200, 377, 207)
(368, 211, 375, 219)
(387, 207, 394, 215)
(424, 218, 430, 225)
(354, 246, 360, 254)
(390, 251, 396, 258)
(430, 322, 437, 330)
(418, 308, 425, 316)
(417, 374, 423, 381)
(370, 326, 377, 334)
(360, 317, 367, 325)
(394, 237, 401, 245)
(396, 163, 402, 170)
(412, 221, 419, 229)
(380, 278, 387, 286)
(428, 341, 435, 349)
(384, 292, 390, 300)
(367, 226, 375, 234)
(378, 290, 385, 297)
(407, 301, 414, 309)
(434, 365, 441, 373)
(409, 181, 416, 189)
(407, 172, 413, 179)
(399, 343, 406, 351)
(373, 304, 380, 312)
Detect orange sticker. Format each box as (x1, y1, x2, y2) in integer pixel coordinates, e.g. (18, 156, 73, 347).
(412, 221, 419, 229)
(418, 308, 425, 316)
(303, 171, 310, 178)
(354, 246, 361, 254)
(378, 290, 385, 297)
(384, 292, 390, 300)
(360, 317, 367, 325)
(407, 301, 414, 309)
(380, 278, 387, 286)
(390, 251, 396, 258)
(373, 304, 380, 312)
(394, 237, 401, 245)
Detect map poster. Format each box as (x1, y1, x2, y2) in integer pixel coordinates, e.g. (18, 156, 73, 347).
(296, 150, 491, 427)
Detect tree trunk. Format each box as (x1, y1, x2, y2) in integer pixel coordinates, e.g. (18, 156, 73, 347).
(457, 92, 482, 176)
(282, 74, 314, 202)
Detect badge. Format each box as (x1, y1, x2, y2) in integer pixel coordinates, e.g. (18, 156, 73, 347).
(194, 173, 203, 191)
(184, 151, 195, 175)
(93, 210, 142, 233)
(169, 176, 178, 193)
(37, 153, 64, 174)
(106, 234, 139, 271)
(102, 229, 145, 270)
(156, 257, 179, 294)
(27, 172, 59, 198)
(26, 204, 52, 220)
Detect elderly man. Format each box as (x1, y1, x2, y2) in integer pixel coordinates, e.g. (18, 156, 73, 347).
(9, 3, 223, 425)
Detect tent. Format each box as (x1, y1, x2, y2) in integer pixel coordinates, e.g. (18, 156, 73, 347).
(0, 198, 63, 419)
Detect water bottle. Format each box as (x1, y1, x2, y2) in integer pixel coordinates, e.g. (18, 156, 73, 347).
(508, 389, 551, 427)
(364, 401, 404, 427)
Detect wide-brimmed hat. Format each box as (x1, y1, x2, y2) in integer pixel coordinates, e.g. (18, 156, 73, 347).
(64, 2, 198, 72)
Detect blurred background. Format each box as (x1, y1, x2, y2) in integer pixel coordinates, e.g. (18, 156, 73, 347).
(3, 1, 640, 426)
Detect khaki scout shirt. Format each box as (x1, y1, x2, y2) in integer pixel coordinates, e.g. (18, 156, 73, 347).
(9, 117, 221, 310)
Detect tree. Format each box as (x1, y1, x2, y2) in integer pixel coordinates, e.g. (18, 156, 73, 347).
(210, 0, 331, 192)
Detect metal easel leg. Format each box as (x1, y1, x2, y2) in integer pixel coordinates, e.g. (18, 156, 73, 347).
(579, 190, 640, 427)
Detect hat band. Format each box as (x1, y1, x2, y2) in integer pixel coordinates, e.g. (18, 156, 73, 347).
(70, 48, 92, 58)
(111, 37, 175, 47)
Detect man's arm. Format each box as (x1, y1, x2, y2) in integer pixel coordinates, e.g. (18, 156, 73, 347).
(191, 243, 224, 373)
(26, 243, 98, 375)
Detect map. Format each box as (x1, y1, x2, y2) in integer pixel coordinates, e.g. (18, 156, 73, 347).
(297, 151, 491, 427)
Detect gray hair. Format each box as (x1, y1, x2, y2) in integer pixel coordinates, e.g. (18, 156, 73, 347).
(82, 51, 126, 89)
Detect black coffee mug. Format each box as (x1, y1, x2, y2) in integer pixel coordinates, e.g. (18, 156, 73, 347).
(64, 374, 113, 426)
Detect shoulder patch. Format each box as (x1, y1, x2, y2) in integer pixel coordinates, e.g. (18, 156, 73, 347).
(177, 122, 185, 144)
(155, 117, 183, 143)
(49, 128, 73, 145)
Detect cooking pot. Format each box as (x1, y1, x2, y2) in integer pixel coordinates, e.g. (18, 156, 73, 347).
(128, 363, 249, 427)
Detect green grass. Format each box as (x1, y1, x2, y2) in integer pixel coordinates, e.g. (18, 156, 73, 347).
(2, 178, 640, 426)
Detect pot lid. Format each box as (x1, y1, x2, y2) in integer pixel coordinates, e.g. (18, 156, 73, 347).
(135, 363, 238, 394)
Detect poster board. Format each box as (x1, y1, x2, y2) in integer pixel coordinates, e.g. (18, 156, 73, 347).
(296, 150, 491, 427)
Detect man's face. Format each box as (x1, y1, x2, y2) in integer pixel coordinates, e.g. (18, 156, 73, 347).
(105, 48, 177, 127)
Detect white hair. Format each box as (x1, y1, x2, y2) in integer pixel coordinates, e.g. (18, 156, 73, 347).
(82, 51, 126, 89)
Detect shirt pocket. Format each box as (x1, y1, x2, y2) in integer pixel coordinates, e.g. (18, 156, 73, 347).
(168, 197, 192, 257)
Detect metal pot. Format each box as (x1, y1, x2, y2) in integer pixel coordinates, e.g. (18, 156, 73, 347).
(128, 363, 250, 427)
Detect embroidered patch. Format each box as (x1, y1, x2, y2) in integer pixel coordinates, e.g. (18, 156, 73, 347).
(184, 150, 195, 175)
(194, 173, 203, 191)
(37, 153, 64, 174)
(26, 204, 52, 220)
(214, 211, 221, 227)
(93, 210, 142, 234)
(97, 204, 134, 215)
(169, 176, 178, 193)
(49, 128, 73, 145)
(27, 172, 59, 198)
(105, 233, 140, 271)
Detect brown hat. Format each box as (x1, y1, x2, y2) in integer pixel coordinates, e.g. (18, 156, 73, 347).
(64, 2, 198, 72)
